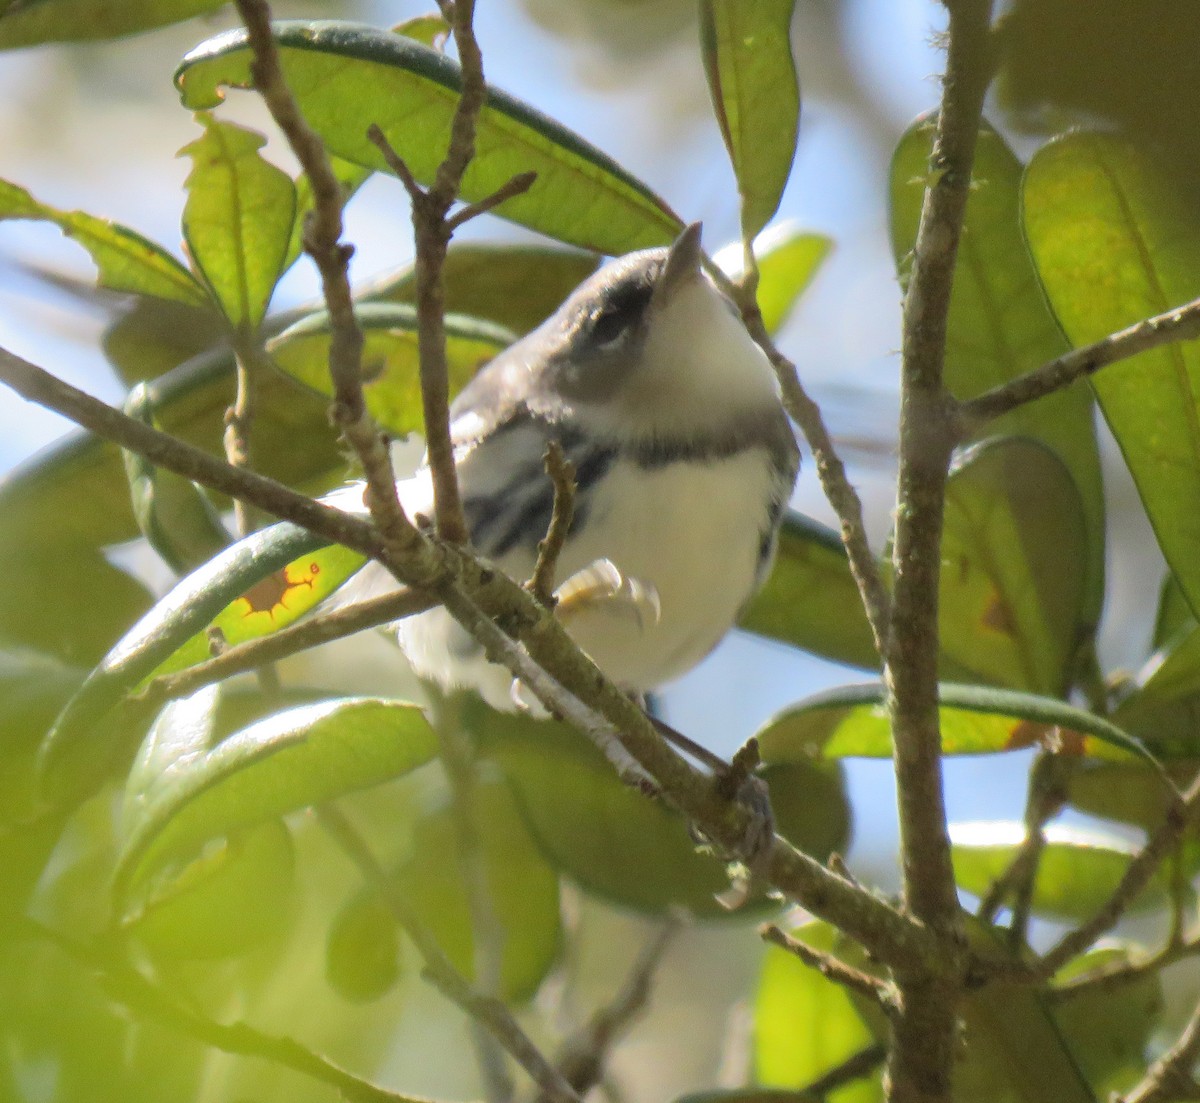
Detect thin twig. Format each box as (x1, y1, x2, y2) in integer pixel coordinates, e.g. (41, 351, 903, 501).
(364, 0, 493, 545)
(225, 337, 259, 537)
(135, 588, 438, 709)
(715, 268, 889, 657)
(977, 770, 1200, 986)
(760, 924, 898, 1012)
(526, 440, 577, 608)
(544, 917, 680, 1100)
(975, 752, 1065, 944)
(316, 805, 578, 1103)
(446, 170, 538, 233)
(18, 917, 432, 1103)
(959, 296, 1200, 429)
(1049, 936, 1200, 1002)
(232, 0, 426, 569)
(1119, 1000, 1200, 1103)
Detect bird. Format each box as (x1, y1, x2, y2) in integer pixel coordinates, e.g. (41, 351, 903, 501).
(327, 223, 800, 712)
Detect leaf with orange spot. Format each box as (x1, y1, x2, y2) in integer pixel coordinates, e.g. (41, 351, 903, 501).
(40, 522, 367, 804)
(754, 682, 1160, 766)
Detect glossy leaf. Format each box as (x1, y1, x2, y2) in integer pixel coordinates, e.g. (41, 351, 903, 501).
(1024, 133, 1200, 621)
(268, 303, 513, 439)
(116, 697, 438, 894)
(738, 511, 878, 670)
(754, 921, 882, 1103)
(756, 682, 1158, 765)
(939, 439, 1087, 696)
(891, 119, 1105, 625)
(952, 821, 1186, 920)
(715, 224, 833, 335)
(396, 778, 561, 1003)
(39, 522, 365, 803)
(478, 703, 849, 917)
(0, 177, 208, 308)
(180, 115, 297, 328)
(0, 0, 226, 47)
(176, 21, 683, 254)
(700, 0, 800, 240)
(0, 350, 342, 663)
(364, 242, 598, 335)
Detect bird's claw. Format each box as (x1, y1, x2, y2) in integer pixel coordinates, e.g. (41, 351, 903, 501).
(554, 558, 662, 631)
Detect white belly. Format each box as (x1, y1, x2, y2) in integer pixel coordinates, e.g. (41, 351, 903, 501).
(389, 450, 779, 709)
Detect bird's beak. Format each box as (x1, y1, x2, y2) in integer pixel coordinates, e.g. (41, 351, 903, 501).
(653, 221, 704, 309)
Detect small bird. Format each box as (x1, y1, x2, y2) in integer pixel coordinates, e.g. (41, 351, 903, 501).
(331, 223, 800, 710)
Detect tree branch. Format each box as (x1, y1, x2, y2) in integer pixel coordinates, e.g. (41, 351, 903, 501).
(884, 1, 995, 1099)
(232, 0, 426, 569)
(959, 296, 1200, 429)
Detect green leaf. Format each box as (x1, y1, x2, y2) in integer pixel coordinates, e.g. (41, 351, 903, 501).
(392, 13, 449, 48)
(124, 819, 297, 962)
(756, 682, 1159, 765)
(700, 0, 800, 240)
(180, 115, 297, 328)
(938, 439, 1087, 696)
(123, 383, 232, 574)
(478, 703, 849, 917)
(1024, 133, 1200, 623)
(738, 511, 879, 671)
(891, 119, 1105, 627)
(325, 888, 403, 1004)
(0, 177, 209, 308)
(283, 155, 373, 275)
(116, 697, 438, 896)
(176, 21, 684, 254)
(957, 923, 1096, 1103)
(102, 296, 228, 385)
(754, 921, 882, 1103)
(0, 0, 226, 47)
(268, 303, 514, 439)
(1153, 573, 1195, 652)
(1053, 946, 1162, 1097)
(0, 349, 342, 664)
(0, 645, 86, 826)
(39, 522, 366, 805)
(363, 242, 598, 335)
(396, 778, 562, 1003)
(950, 821, 1182, 920)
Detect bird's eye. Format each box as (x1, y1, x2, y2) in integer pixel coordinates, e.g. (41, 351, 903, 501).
(590, 305, 630, 346)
